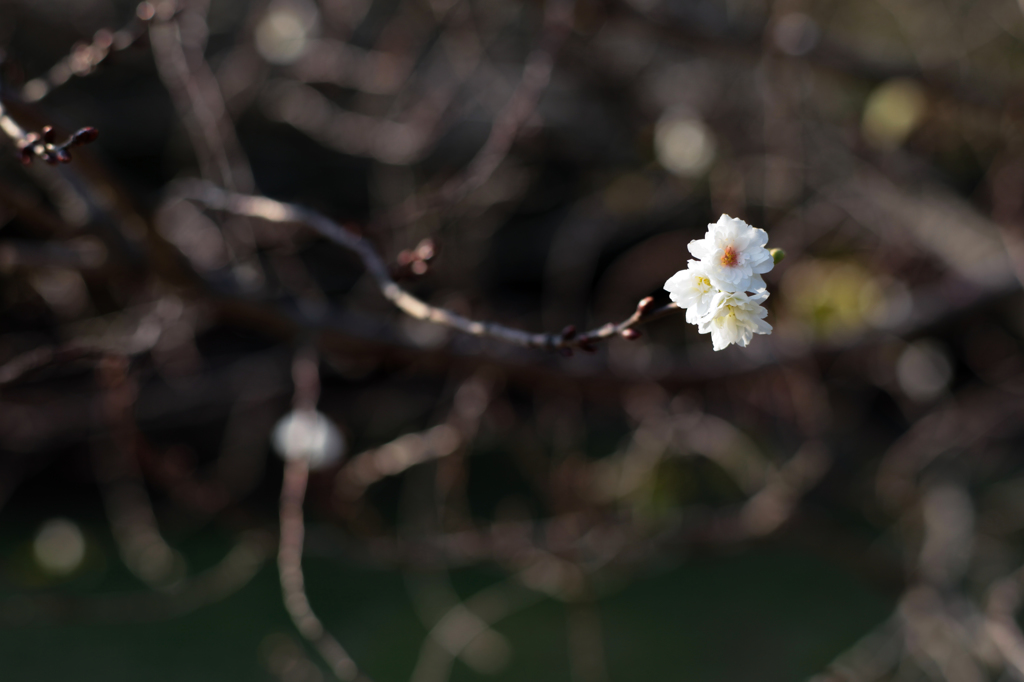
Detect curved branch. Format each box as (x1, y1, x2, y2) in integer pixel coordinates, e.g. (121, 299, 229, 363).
(177, 181, 681, 352)
(279, 457, 367, 682)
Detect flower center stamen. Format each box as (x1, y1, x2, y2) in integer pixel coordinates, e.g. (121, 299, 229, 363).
(721, 246, 738, 267)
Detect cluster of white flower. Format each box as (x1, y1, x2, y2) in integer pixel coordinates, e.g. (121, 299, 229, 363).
(664, 215, 776, 351)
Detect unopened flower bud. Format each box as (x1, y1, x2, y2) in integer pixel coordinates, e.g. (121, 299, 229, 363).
(770, 248, 786, 264)
(621, 328, 642, 340)
(41, 126, 56, 144)
(636, 296, 655, 316)
(72, 127, 99, 145)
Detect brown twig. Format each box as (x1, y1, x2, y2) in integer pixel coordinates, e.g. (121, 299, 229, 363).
(439, 0, 576, 205)
(177, 180, 681, 352)
(0, 97, 98, 165)
(985, 572, 1024, 678)
(149, 2, 253, 194)
(0, 532, 269, 625)
(19, 1, 164, 103)
(279, 457, 367, 682)
(0, 344, 104, 388)
(94, 355, 186, 589)
(277, 347, 367, 681)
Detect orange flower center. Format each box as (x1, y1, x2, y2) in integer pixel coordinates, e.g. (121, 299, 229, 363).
(721, 245, 738, 267)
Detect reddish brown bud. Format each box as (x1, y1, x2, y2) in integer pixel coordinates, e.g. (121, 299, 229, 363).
(55, 148, 72, 163)
(72, 127, 99, 145)
(18, 146, 33, 165)
(561, 324, 577, 340)
(636, 296, 655, 316)
(41, 126, 56, 144)
(621, 328, 642, 340)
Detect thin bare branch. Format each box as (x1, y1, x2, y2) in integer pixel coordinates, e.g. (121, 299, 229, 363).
(0, 97, 98, 165)
(0, 344, 103, 388)
(19, 1, 162, 103)
(149, 4, 254, 193)
(279, 457, 367, 682)
(177, 180, 680, 352)
(440, 0, 576, 204)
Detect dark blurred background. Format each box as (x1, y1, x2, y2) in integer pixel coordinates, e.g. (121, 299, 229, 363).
(2, 0, 1024, 679)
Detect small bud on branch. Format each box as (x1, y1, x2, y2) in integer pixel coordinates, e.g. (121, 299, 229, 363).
(13, 123, 99, 166)
(392, 238, 438, 280)
(179, 182, 689, 357)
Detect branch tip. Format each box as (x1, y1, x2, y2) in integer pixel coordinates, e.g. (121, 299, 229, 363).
(636, 296, 656, 316)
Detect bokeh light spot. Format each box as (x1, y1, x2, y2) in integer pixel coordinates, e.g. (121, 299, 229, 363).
(654, 113, 716, 178)
(862, 78, 928, 151)
(256, 7, 313, 65)
(33, 518, 86, 576)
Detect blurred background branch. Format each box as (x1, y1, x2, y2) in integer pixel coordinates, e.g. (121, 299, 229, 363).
(2, 0, 1024, 680)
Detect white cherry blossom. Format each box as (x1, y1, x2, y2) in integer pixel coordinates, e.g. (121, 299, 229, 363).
(664, 214, 779, 351)
(697, 289, 773, 351)
(663, 260, 718, 323)
(687, 215, 773, 293)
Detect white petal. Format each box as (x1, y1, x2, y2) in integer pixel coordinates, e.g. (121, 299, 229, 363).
(749, 227, 769, 248)
(688, 238, 713, 261)
(750, 256, 774, 274)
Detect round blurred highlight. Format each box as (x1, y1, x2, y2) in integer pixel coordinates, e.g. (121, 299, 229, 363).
(654, 113, 716, 178)
(781, 260, 884, 339)
(272, 409, 345, 470)
(897, 339, 952, 402)
(33, 518, 86, 576)
(255, 2, 318, 65)
(862, 78, 927, 151)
